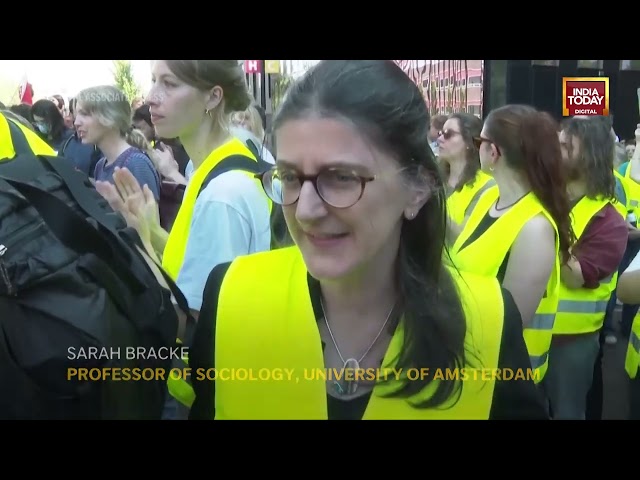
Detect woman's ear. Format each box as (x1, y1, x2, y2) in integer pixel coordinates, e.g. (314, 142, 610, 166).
(404, 165, 434, 219)
(205, 86, 223, 112)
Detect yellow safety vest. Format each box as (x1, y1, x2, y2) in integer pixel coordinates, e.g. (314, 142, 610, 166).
(447, 171, 495, 225)
(0, 113, 56, 161)
(214, 246, 506, 420)
(616, 167, 640, 379)
(622, 166, 640, 217)
(163, 137, 272, 408)
(449, 186, 559, 382)
(554, 196, 621, 335)
(625, 312, 640, 379)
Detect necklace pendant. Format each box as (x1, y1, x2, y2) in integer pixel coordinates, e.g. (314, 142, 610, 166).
(343, 358, 360, 396)
(344, 358, 360, 371)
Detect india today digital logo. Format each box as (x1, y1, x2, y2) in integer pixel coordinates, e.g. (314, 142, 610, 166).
(562, 77, 609, 116)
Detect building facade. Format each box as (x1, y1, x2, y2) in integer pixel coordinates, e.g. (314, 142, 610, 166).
(394, 60, 484, 118)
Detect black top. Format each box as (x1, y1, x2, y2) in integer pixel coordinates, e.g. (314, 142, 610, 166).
(188, 262, 549, 420)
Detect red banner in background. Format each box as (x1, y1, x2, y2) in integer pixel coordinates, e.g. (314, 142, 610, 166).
(19, 79, 34, 105)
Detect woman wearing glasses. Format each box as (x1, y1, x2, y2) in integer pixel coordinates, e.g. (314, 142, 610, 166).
(437, 112, 495, 238)
(448, 105, 575, 384)
(187, 61, 548, 420)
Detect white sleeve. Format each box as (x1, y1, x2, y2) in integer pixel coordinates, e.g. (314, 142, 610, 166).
(624, 248, 640, 274)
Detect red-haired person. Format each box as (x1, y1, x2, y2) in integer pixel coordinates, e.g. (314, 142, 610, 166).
(448, 104, 575, 393)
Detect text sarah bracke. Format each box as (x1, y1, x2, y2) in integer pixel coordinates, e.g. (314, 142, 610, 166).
(67, 346, 189, 361)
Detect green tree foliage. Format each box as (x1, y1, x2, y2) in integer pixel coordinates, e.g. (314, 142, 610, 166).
(112, 60, 140, 102)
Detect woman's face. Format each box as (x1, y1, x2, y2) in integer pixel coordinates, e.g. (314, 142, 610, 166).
(74, 102, 109, 145)
(32, 114, 50, 136)
(437, 118, 466, 162)
(146, 60, 210, 140)
(275, 116, 428, 282)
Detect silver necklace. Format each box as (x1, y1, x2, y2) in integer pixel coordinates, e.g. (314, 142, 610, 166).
(321, 297, 396, 396)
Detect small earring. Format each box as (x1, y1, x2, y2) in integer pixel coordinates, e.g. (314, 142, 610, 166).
(205, 109, 212, 117)
(489, 166, 495, 172)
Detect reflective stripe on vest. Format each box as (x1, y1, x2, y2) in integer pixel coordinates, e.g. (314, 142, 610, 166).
(0, 113, 56, 161)
(554, 197, 622, 335)
(625, 312, 640, 379)
(614, 171, 628, 210)
(613, 170, 629, 218)
(450, 186, 559, 382)
(214, 246, 506, 419)
(447, 171, 495, 225)
(163, 137, 272, 407)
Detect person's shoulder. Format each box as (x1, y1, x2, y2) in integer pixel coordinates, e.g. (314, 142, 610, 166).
(198, 169, 265, 206)
(519, 212, 557, 243)
(123, 148, 157, 170)
(204, 249, 292, 297)
(126, 147, 152, 162)
(595, 202, 627, 226)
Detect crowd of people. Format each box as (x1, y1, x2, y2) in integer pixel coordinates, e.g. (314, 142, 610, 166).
(1, 59, 639, 420)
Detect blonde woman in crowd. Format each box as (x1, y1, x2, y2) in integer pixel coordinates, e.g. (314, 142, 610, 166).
(75, 85, 161, 198)
(231, 103, 275, 164)
(94, 60, 272, 418)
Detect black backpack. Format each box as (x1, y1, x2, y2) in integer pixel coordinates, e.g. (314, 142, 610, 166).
(0, 122, 190, 419)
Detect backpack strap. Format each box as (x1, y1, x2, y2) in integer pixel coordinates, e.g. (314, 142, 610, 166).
(244, 138, 275, 171)
(6, 117, 31, 156)
(245, 138, 262, 162)
(196, 154, 270, 198)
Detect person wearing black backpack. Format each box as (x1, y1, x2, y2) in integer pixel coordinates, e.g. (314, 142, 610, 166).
(0, 110, 184, 419)
(95, 60, 274, 419)
(0, 110, 57, 158)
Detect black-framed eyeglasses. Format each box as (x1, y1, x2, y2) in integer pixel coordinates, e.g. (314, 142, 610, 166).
(438, 129, 461, 140)
(256, 167, 376, 209)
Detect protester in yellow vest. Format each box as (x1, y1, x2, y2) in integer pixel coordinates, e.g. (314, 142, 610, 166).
(449, 105, 575, 386)
(187, 60, 549, 420)
(609, 124, 640, 340)
(93, 60, 273, 419)
(600, 126, 640, 346)
(0, 110, 56, 160)
(614, 245, 640, 419)
(437, 112, 494, 233)
(543, 115, 628, 420)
